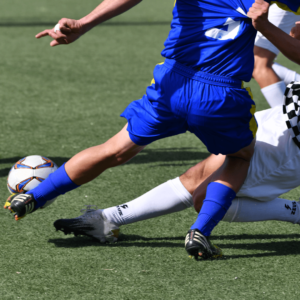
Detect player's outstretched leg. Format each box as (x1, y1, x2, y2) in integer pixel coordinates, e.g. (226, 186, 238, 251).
(53, 175, 197, 241)
(4, 124, 145, 220)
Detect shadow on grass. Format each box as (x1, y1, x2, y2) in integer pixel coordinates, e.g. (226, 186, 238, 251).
(48, 234, 185, 248)
(48, 233, 300, 259)
(0, 148, 209, 177)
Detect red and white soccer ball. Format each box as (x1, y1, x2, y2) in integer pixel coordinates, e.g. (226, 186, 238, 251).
(7, 155, 58, 208)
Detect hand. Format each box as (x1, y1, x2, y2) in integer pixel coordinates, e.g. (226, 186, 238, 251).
(247, 0, 270, 32)
(35, 18, 85, 47)
(290, 22, 300, 40)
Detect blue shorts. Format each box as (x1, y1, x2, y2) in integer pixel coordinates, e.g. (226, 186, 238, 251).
(121, 59, 257, 155)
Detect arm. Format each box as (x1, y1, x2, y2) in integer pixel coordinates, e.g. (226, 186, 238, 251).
(247, 0, 300, 65)
(36, 0, 141, 46)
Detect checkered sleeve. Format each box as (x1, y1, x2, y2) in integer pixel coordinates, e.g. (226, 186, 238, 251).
(283, 81, 300, 149)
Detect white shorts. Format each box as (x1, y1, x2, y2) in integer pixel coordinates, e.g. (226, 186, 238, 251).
(255, 4, 300, 55)
(237, 106, 300, 202)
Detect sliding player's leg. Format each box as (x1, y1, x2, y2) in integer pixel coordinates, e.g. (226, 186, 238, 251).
(194, 181, 300, 226)
(223, 197, 300, 225)
(54, 154, 226, 241)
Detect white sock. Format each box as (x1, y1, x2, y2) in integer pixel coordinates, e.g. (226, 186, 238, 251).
(261, 81, 286, 107)
(272, 62, 300, 85)
(102, 177, 192, 226)
(223, 197, 300, 224)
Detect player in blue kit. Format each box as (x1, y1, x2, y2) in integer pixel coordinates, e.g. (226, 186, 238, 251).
(6, 0, 300, 259)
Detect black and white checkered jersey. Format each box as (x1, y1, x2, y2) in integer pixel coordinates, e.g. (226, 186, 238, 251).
(283, 81, 300, 149)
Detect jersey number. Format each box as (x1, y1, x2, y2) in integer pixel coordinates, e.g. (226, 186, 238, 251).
(205, 18, 241, 40)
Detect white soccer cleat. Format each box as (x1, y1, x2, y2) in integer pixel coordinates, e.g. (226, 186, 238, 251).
(53, 206, 120, 243)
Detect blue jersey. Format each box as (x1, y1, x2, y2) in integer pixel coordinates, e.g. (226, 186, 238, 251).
(161, 0, 300, 82)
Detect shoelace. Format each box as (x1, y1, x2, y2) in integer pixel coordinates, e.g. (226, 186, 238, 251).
(80, 205, 98, 213)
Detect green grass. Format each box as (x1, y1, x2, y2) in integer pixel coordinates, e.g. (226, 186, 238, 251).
(1, 1, 300, 299)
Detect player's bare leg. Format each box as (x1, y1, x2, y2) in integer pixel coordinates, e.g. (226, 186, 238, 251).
(252, 46, 286, 107)
(253, 46, 279, 89)
(65, 124, 145, 185)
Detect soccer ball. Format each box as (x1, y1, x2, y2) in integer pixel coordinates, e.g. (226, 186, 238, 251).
(7, 155, 58, 208)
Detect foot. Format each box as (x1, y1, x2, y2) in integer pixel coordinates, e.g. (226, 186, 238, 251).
(185, 229, 223, 260)
(54, 206, 120, 243)
(4, 193, 37, 221)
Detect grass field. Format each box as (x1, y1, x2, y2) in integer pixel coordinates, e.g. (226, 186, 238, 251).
(1, 1, 300, 299)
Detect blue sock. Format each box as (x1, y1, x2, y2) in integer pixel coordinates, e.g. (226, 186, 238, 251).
(190, 182, 236, 236)
(26, 163, 79, 209)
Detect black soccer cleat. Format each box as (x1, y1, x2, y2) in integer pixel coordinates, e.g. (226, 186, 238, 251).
(185, 229, 223, 260)
(7, 193, 37, 221)
(54, 207, 119, 243)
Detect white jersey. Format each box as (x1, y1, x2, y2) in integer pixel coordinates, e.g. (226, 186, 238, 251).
(255, 3, 300, 55)
(237, 105, 300, 202)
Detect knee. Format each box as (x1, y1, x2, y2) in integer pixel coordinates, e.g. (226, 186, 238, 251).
(229, 139, 255, 162)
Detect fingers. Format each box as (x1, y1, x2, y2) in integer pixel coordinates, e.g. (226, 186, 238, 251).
(35, 29, 52, 39)
(36, 28, 68, 40)
(59, 18, 74, 34)
(36, 28, 69, 46)
(50, 39, 68, 47)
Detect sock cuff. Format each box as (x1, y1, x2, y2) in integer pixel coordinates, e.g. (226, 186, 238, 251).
(167, 177, 193, 207)
(50, 163, 79, 194)
(273, 62, 297, 85)
(261, 80, 286, 93)
(28, 163, 79, 208)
